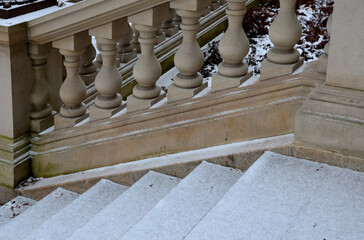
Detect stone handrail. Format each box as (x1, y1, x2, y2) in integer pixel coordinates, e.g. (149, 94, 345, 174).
(27, 0, 172, 44)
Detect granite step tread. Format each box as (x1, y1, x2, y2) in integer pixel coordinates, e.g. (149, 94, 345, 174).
(120, 161, 243, 240)
(25, 179, 128, 240)
(0, 196, 37, 227)
(184, 151, 364, 240)
(69, 171, 180, 240)
(0, 188, 78, 240)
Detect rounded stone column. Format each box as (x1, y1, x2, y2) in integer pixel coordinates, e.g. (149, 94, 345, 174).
(117, 24, 137, 63)
(212, 0, 252, 92)
(267, 0, 302, 64)
(127, 24, 166, 112)
(28, 43, 53, 132)
(94, 37, 123, 110)
(58, 49, 87, 119)
(167, 9, 207, 102)
(318, 14, 332, 73)
(173, 14, 182, 29)
(260, 0, 304, 80)
(79, 43, 98, 85)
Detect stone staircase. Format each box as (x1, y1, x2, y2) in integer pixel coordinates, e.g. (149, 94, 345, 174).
(1, 151, 364, 239)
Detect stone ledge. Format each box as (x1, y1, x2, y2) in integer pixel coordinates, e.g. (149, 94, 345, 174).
(29, 63, 323, 178)
(18, 134, 364, 202)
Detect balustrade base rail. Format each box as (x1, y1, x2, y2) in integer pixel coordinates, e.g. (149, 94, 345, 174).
(30, 62, 324, 178)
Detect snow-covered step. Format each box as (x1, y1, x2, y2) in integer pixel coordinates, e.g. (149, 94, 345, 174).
(25, 179, 127, 240)
(185, 151, 364, 240)
(0, 196, 37, 227)
(121, 161, 243, 240)
(0, 188, 78, 240)
(69, 171, 180, 240)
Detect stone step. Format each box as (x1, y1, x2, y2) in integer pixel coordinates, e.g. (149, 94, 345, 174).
(120, 161, 243, 240)
(184, 151, 364, 240)
(69, 171, 180, 240)
(0, 188, 78, 240)
(25, 179, 128, 240)
(0, 196, 37, 227)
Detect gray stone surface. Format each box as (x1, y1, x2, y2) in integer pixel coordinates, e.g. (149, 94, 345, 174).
(0, 188, 78, 240)
(69, 171, 180, 240)
(185, 151, 364, 240)
(0, 196, 37, 227)
(120, 161, 243, 240)
(25, 179, 127, 240)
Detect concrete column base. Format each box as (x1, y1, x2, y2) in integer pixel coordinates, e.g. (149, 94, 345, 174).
(260, 57, 304, 81)
(127, 93, 166, 113)
(119, 49, 137, 64)
(89, 103, 126, 122)
(54, 112, 89, 130)
(167, 81, 208, 103)
(162, 25, 179, 37)
(295, 84, 364, 158)
(30, 112, 56, 133)
(0, 134, 30, 190)
(211, 71, 253, 93)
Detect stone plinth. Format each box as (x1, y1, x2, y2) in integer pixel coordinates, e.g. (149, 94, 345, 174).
(212, 71, 252, 92)
(260, 57, 304, 81)
(167, 81, 208, 103)
(127, 93, 166, 113)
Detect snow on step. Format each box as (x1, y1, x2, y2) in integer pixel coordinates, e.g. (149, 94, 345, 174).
(121, 161, 243, 240)
(0, 196, 37, 227)
(69, 171, 180, 240)
(0, 188, 78, 240)
(25, 179, 127, 240)
(185, 151, 364, 240)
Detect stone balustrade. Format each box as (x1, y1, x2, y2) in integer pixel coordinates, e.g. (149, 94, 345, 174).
(1, 0, 339, 189)
(10, 0, 308, 131)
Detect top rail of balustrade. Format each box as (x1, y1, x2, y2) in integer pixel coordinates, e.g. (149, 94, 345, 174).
(0, 0, 172, 45)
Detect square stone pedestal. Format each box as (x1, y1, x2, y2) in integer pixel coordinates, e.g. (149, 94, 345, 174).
(127, 93, 166, 113)
(295, 84, 364, 158)
(30, 111, 56, 133)
(54, 112, 89, 130)
(211, 71, 253, 93)
(167, 81, 208, 103)
(119, 49, 137, 63)
(260, 57, 304, 81)
(162, 25, 179, 37)
(89, 103, 126, 122)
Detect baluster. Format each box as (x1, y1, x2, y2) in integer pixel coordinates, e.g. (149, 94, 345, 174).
(203, 5, 211, 16)
(131, 23, 141, 53)
(212, 0, 252, 92)
(88, 19, 129, 121)
(117, 23, 137, 63)
(260, 0, 303, 80)
(168, 0, 210, 103)
(162, 7, 179, 37)
(28, 43, 54, 133)
(173, 14, 182, 29)
(52, 31, 90, 130)
(318, 14, 332, 73)
(211, 0, 220, 11)
(156, 28, 166, 45)
(127, 4, 169, 112)
(79, 43, 98, 85)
